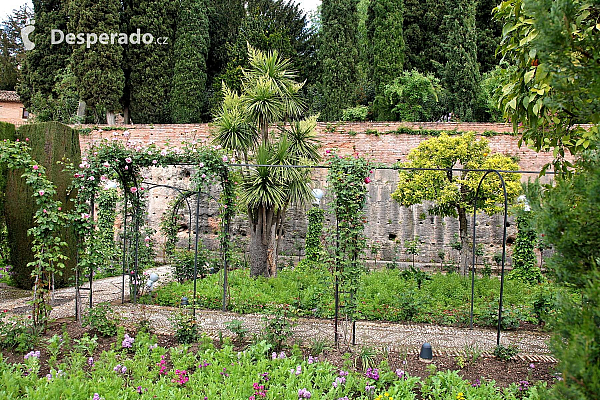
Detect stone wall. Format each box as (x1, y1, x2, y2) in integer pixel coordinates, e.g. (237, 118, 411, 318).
(78, 123, 562, 267)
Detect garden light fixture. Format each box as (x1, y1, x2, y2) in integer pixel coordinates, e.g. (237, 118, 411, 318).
(419, 343, 433, 362)
(181, 297, 189, 307)
(311, 188, 324, 205)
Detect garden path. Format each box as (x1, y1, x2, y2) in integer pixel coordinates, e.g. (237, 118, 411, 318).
(0, 267, 555, 362)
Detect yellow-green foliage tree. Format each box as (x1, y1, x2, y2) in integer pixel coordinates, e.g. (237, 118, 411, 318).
(391, 132, 521, 274)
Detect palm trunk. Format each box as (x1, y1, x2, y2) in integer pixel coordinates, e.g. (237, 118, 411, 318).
(250, 205, 275, 277)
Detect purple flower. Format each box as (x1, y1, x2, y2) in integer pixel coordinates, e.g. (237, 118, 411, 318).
(88, 357, 94, 366)
(339, 370, 349, 377)
(395, 368, 405, 379)
(308, 355, 317, 364)
(122, 334, 135, 348)
(365, 385, 376, 392)
(472, 378, 481, 387)
(529, 363, 535, 369)
(298, 388, 311, 399)
(260, 372, 269, 382)
(93, 394, 101, 400)
(278, 351, 286, 359)
(24, 350, 40, 360)
(518, 380, 530, 391)
(332, 376, 346, 388)
(365, 367, 379, 380)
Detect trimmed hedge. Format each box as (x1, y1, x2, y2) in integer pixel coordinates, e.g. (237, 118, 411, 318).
(5, 122, 81, 288)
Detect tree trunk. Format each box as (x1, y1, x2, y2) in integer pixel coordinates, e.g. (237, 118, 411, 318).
(123, 106, 130, 125)
(249, 205, 275, 277)
(458, 206, 469, 275)
(76, 100, 86, 121)
(106, 110, 116, 125)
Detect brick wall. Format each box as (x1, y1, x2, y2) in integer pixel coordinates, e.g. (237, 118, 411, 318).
(78, 121, 565, 173)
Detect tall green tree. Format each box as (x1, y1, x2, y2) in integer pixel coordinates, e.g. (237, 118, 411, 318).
(495, 0, 600, 172)
(391, 133, 521, 274)
(441, 0, 480, 121)
(123, 0, 177, 123)
(170, 0, 210, 123)
(68, 0, 124, 124)
(0, 5, 32, 91)
(17, 0, 71, 116)
(475, 0, 502, 74)
(318, 0, 359, 121)
(367, 0, 405, 120)
(206, 0, 244, 82)
(214, 47, 319, 277)
(402, 0, 447, 75)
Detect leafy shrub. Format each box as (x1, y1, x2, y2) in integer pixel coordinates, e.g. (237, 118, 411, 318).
(382, 70, 441, 122)
(82, 302, 118, 337)
(262, 308, 294, 352)
(340, 105, 369, 121)
(172, 248, 210, 284)
(171, 311, 199, 344)
(493, 344, 520, 361)
(0, 314, 40, 352)
(225, 319, 248, 343)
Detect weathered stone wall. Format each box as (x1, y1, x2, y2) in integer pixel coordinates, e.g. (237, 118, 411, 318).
(78, 123, 564, 267)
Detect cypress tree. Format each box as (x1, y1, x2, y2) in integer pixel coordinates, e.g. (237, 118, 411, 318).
(17, 0, 71, 114)
(5, 122, 80, 289)
(206, 0, 244, 83)
(402, 0, 447, 75)
(367, 0, 405, 120)
(0, 122, 16, 258)
(475, 0, 502, 74)
(68, 0, 124, 124)
(170, 0, 210, 123)
(319, 0, 359, 121)
(441, 0, 480, 121)
(124, 0, 177, 124)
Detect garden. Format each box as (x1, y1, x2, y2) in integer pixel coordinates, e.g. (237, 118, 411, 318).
(1, 0, 600, 398)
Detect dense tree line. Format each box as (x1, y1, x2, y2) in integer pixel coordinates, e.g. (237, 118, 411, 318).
(3, 0, 505, 124)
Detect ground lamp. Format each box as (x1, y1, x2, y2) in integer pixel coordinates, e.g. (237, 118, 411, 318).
(311, 188, 324, 206)
(145, 272, 159, 292)
(419, 343, 433, 362)
(181, 297, 189, 307)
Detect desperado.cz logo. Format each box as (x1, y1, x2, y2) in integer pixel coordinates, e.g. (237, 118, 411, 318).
(21, 19, 168, 50)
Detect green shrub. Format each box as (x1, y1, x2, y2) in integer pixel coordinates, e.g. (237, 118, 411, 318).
(172, 249, 210, 283)
(493, 344, 520, 361)
(382, 70, 441, 122)
(171, 311, 199, 344)
(340, 105, 369, 121)
(82, 302, 118, 337)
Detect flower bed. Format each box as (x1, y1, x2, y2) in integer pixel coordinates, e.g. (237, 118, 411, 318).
(145, 264, 570, 329)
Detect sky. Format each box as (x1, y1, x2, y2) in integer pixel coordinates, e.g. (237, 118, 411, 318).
(1, 0, 321, 22)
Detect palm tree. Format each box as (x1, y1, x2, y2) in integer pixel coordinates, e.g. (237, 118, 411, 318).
(213, 46, 320, 277)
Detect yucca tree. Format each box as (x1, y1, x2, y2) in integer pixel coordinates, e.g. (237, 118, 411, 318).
(213, 46, 319, 277)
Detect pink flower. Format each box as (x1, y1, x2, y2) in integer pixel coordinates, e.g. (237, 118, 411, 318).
(88, 176, 95, 181)
(222, 155, 229, 162)
(103, 162, 110, 168)
(325, 149, 330, 154)
(33, 165, 39, 170)
(58, 207, 62, 211)
(364, 177, 371, 184)
(152, 160, 157, 164)
(25, 137, 29, 142)
(38, 190, 45, 196)
(161, 149, 167, 156)
(100, 175, 108, 181)
(201, 174, 206, 179)
(124, 165, 129, 170)
(43, 209, 47, 213)
(130, 187, 138, 193)
(81, 213, 90, 219)
(125, 157, 132, 163)
(199, 162, 205, 168)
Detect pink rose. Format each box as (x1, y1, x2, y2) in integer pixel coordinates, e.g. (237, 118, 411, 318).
(364, 177, 371, 184)
(33, 165, 39, 170)
(38, 190, 45, 196)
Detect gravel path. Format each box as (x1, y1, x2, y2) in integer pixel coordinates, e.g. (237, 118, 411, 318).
(1, 268, 554, 361)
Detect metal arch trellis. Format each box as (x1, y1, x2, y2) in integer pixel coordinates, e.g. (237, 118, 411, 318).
(76, 160, 554, 347)
(74, 165, 232, 320)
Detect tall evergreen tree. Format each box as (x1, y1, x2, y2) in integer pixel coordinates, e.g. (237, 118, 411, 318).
(170, 0, 210, 123)
(402, 0, 447, 75)
(123, 0, 177, 124)
(68, 0, 124, 124)
(17, 0, 71, 114)
(441, 0, 480, 121)
(0, 5, 32, 91)
(319, 0, 359, 121)
(476, 0, 502, 74)
(367, 0, 405, 120)
(206, 0, 244, 83)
